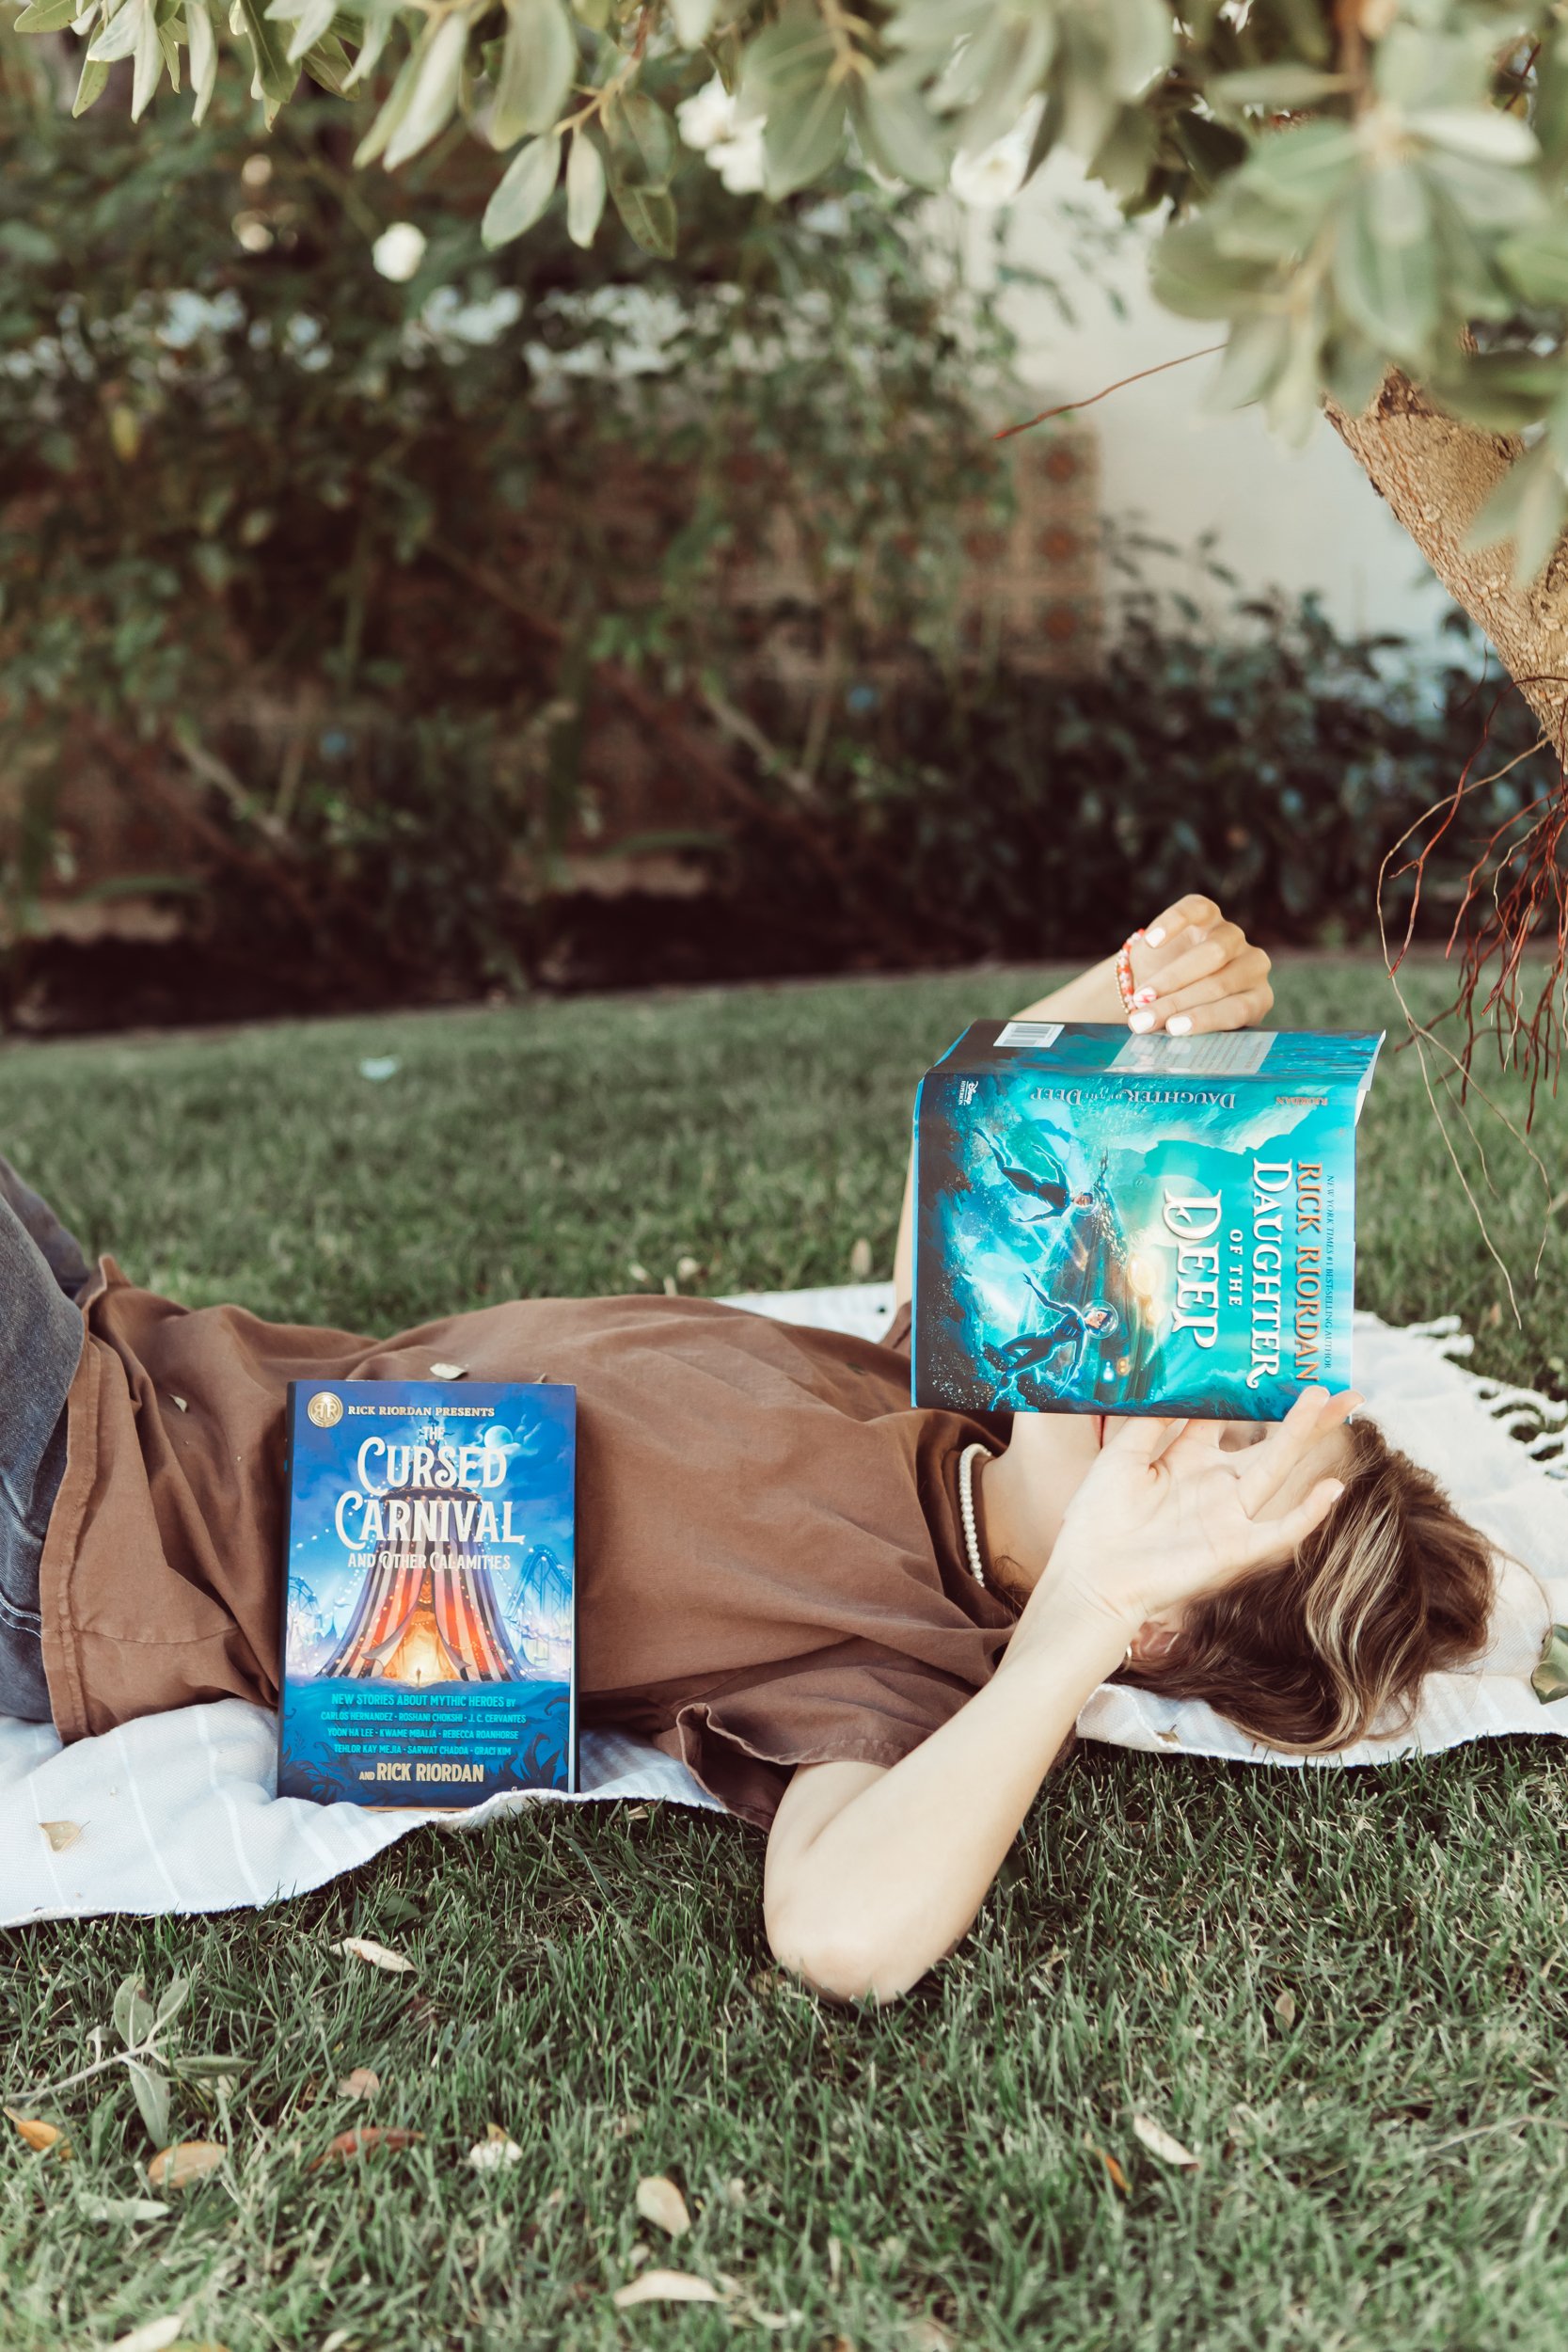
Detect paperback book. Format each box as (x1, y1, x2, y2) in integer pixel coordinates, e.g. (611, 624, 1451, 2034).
(913, 1021, 1384, 1421)
(277, 1379, 577, 1808)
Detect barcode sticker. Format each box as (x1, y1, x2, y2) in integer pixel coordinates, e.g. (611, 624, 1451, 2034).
(1110, 1030, 1275, 1076)
(993, 1021, 1064, 1051)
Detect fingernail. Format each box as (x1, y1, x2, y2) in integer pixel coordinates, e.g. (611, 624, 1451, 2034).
(1165, 1014, 1193, 1036)
(1132, 986, 1156, 1008)
(1146, 926, 1165, 946)
(1128, 1009, 1156, 1034)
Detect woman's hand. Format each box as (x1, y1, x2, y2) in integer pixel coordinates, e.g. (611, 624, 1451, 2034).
(1124, 893, 1274, 1038)
(1009, 1388, 1357, 1648)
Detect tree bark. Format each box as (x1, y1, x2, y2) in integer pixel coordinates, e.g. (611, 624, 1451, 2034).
(1323, 371, 1568, 756)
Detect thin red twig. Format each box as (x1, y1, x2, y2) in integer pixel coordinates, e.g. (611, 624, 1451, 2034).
(992, 344, 1228, 441)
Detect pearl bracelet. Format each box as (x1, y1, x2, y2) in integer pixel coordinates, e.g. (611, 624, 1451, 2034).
(958, 1441, 991, 1588)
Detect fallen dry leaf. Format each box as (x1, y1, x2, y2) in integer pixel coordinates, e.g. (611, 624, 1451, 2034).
(5, 2108, 67, 2153)
(848, 1236, 873, 1279)
(148, 2142, 226, 2190)
(1274, 1988, 1299, 2031)
(109, 2320, 185, 2352)
(634, 2173, 691, 2238)
(1131, 2113, 1198, 2169)
(468, 2123, 523, 2172)
(610, 2270, 721, 2310)
(1085, 2139, 1129, 2195)
(40, 1820, 83, 1851)
(905, 2322, 957, 2352)
(308, 2124, 422, 2169)
(336, 2068, 381, 2102)
(332, 1936, 414, 1974)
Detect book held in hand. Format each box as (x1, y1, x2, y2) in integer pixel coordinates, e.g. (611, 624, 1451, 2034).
(277, 1378, 577, 1807)
(913, 1021, 1384, 1421)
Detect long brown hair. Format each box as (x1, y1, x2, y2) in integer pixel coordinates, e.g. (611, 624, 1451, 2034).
(1122, 1418, 1497, 1752)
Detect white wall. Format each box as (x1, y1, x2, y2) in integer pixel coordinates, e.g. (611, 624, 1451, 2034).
(970, 156, 1454, 654)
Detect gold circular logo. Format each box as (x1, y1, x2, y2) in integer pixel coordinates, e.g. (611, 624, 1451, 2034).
(307, 1391, 344, 1428)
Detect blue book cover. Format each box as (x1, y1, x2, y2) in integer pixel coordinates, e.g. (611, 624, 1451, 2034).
(913, 1021, 1384, 1421)
(277, 1379, 577, 1807)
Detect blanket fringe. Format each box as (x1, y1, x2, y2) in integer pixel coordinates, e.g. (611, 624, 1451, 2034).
(1402, 1317, 1568, 1480)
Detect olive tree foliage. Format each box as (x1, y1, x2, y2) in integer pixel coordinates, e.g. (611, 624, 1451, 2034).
(17, 1, 1568, 580)
(13, 0, 1568, 1046)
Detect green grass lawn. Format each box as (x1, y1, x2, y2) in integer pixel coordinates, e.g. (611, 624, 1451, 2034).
(2, 956, 1567, 2352)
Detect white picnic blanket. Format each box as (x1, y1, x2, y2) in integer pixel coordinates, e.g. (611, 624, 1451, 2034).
(3, 1284, 1566, 1929)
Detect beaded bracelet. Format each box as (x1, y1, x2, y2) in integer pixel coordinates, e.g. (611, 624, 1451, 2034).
(1115, 928, 1147, 1013)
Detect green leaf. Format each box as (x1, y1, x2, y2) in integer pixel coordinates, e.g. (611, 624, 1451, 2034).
(113, 1976, 155, 2050)
(669, 0, 714, 39)
(1463, 448, 1568, 586)
(852, 67, 951, 190)
(1261, 307, 1327, 448)
(153, 1977, 193, 2030)
(1534, 1623, 1568, 1704)
(302, 30, 354, 91)
(14, 0, 87, 29)
(236, 0, 297, 103)
(602, 89, 676, 191)
(72, 50, 110, 110)
(125, 2060, 172, 2150)
(1408, 106, 1537, 167)
(1321, 330, 1386, 419)
(1099, 0, 1173, 103)
(1241, 119, 1359, 212)
(1203, 310, 1292, 413)
(383, 8, 469, 169)
(342, 0, 396, 86)
(1086, 103, 1157, 203)
(954, 12, 1053, 157)
(763, 76, 847, 199)
(489, 0, 576, 150)
(1149, 216, 1273, 320)
(608, 176, 676, 257)
(1210, 65, 1351, 109)
(265, 0, 336, 66)
(1534, 34, 1568, 169)
(481, 129, 562, 246)
(1331, 166, 1437, 362)
(356, 39, 420, 157)
(738, 5, 834, 121)
(1497, 227, 1568, 310)
(1421, 146, 1546, 232)
(87, 0, 146, 66)
(565, 127, 606, 246)
(187, 0, 218, 120)
(0, 220, 59, 263)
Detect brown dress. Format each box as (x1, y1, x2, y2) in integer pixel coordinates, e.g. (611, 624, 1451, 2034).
(40, 1262, 1017, 1827)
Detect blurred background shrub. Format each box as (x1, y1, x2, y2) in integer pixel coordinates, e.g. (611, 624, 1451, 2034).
(0, 27, 1549, 1028)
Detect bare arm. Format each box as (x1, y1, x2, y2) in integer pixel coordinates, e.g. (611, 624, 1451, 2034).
(763, 1581, 1125, 2003)
(890, 953, 1122, 1307)
(890, 896, 1274, 1306)
(764, 1390, 1354, 2003)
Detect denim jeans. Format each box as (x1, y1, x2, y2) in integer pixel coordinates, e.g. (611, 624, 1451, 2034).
(0, 1157, 91, 1722)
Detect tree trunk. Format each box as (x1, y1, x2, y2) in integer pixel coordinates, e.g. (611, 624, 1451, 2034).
(1323, 371, 1568, 755)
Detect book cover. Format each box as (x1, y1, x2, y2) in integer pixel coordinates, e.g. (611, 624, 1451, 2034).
(277, 1379, 577, 1808)
(913, 1021, 1384, 1420)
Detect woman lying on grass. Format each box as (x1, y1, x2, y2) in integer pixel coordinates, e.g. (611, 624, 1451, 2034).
(0, 898, 1494, 2000)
